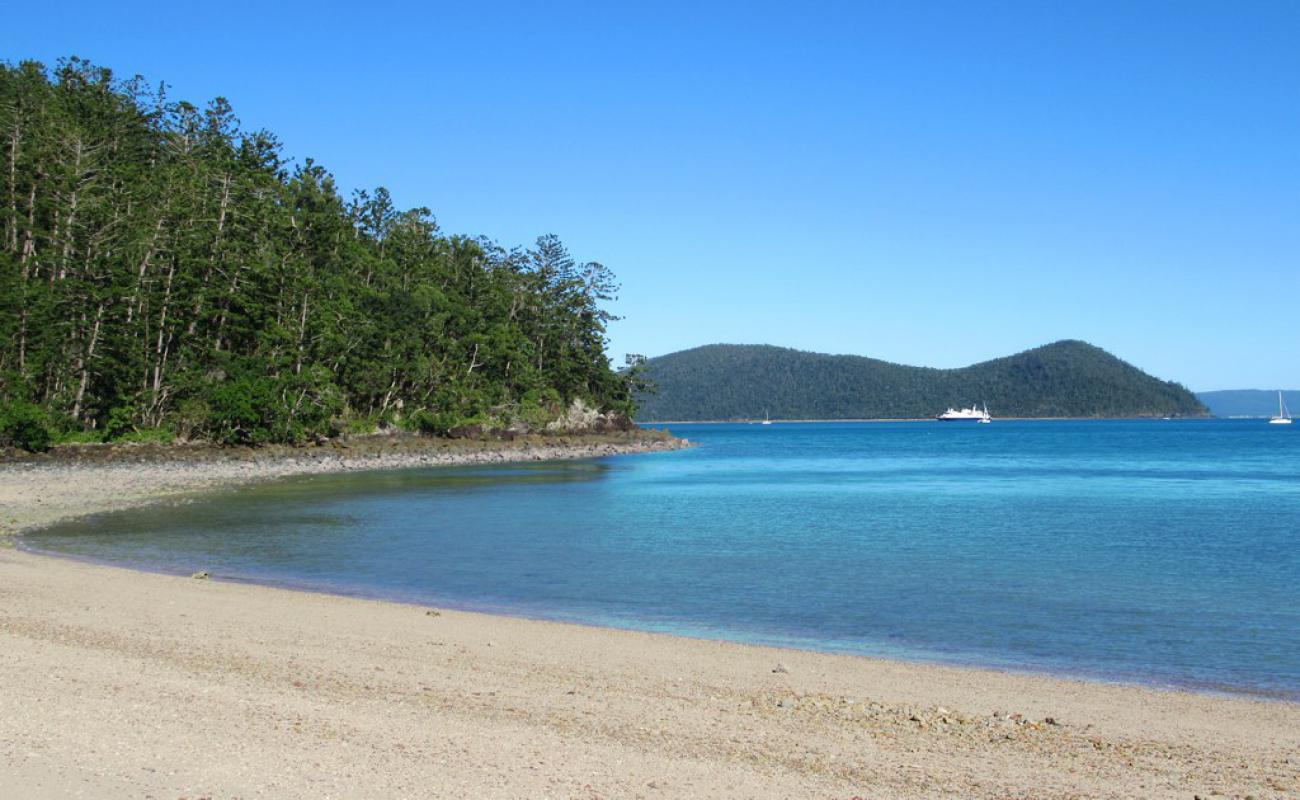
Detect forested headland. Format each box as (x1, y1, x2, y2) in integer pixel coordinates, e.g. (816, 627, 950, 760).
(0, 58, 640, 451)
(636, 340, 1208, 420)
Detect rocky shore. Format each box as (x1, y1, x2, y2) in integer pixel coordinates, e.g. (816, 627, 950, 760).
(0, 429, 689, 539)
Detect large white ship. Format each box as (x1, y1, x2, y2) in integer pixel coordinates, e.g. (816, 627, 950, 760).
(937, 403, 991, 422)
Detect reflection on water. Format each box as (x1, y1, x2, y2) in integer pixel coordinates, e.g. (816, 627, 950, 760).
(26, 420, 1300, 699)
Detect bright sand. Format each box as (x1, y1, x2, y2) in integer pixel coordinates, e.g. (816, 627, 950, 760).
(1, 446, 1297, 799)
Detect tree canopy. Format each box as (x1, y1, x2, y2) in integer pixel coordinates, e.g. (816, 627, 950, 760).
(0, 58, 634, 448)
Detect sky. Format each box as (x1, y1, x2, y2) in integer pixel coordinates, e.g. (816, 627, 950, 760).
(5, 1, 1298, 390)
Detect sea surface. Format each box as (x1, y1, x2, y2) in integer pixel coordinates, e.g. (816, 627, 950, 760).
(25, 420, 1300, 698)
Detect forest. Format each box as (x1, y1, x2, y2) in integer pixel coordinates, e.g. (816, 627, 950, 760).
(0, 58, 638, 450)
(636, 340, 1208, 420)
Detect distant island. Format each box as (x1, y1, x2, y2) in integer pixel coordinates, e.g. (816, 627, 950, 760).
(636, 340, 1208, 420)
(1196, 389, 1299, 418)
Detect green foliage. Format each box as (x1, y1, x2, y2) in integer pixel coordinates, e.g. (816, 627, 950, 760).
(51, 429, 102, 445)
(405, 408, 463, 437)
(517, 388, 563, 428)
(343, 413, 385, 435)
(199, 361, 345, 445)
(0, 400, 52, 452)
(114, 427, 175, 445)
(207, 374, 279, 445)
(0, 58, 634, 445)
(173, 399, 212, 441)
(637, 341, 1209, 420)
(103, 406, 138, 441)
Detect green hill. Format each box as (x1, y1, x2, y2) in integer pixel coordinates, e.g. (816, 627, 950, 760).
(636, 341, 1207, 420)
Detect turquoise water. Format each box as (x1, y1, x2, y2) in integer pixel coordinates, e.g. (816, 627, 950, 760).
(25, 420, 1300, 698)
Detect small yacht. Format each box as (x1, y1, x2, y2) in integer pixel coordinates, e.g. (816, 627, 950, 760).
(1269, 391, 1292, 425)
(761, 409, 773, 425)
(937, 403, 992, 422)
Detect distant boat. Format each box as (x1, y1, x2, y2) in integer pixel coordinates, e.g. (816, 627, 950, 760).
(1269, 391, 1292, 425)
(761, 409, 773, 426)
(938, 403, 991, 422)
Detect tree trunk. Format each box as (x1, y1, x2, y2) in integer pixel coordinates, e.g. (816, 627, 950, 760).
(126, 216, 166, 325)
(294, 292, 309, 375)
(187, 172, 233, 338)
(58, 136, 86, 282)
(71, 301, 105, 421)
(19, 182, 36, 267)
(151, 260, 176, 402)
(6, 115, 20, 254)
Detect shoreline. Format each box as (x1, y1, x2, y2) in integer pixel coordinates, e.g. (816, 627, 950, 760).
(17, 537, 1298, 707)
(0, 430, 689, 540)
(2, 437, 1298, 797)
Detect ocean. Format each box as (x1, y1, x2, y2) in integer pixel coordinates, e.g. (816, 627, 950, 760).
(25, 419, 1300, 698)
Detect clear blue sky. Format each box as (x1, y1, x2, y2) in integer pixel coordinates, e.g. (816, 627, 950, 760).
(6, 1, 1297, 390)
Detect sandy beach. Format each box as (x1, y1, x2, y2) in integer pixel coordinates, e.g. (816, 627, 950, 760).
(1, 442, 1297, 799)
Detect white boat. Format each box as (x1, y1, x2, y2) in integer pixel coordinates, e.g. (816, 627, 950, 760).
(938, 403, 991, 422)
(761, 409, 773, 425)
(1269, 391, 1292, 425)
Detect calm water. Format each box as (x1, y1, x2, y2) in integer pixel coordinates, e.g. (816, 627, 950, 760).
(25, 420, 1300, 698)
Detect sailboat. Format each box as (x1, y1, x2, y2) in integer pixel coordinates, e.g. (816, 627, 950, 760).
(1269, 391, 1292, 425)
(761, 409, 773, 425)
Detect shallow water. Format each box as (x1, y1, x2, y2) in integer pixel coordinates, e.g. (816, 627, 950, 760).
(26, 420, 1300, 698)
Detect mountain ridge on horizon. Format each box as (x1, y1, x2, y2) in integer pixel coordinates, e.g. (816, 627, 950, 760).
(635, 340, 1208, 421)
(1196, 389, 1300, 419)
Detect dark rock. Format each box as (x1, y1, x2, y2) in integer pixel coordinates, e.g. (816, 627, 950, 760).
(607, 412, 637, 432)
(447, 424, 486, 439)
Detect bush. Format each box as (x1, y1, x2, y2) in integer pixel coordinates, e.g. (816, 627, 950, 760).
(345, 415, 378, 435)
(207, 375, 278, 445)
(0, 401, 52, 452)
(202, 363, 344, 445)
(281, 366, 344, 441)
(114, 427, 175, 445)
(51, 429, 102, 445)
(102, 405, 137, 440)
(173, 398, 211, 441)
(517, 388, 563, 429)
(405, 408, 462, 437)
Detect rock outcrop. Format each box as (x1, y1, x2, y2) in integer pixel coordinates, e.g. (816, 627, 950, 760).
(545, 399, 637, 434)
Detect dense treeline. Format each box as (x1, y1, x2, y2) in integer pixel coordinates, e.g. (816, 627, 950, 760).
(0, 58, 636, 449)
(637, 340, 1208, 420)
